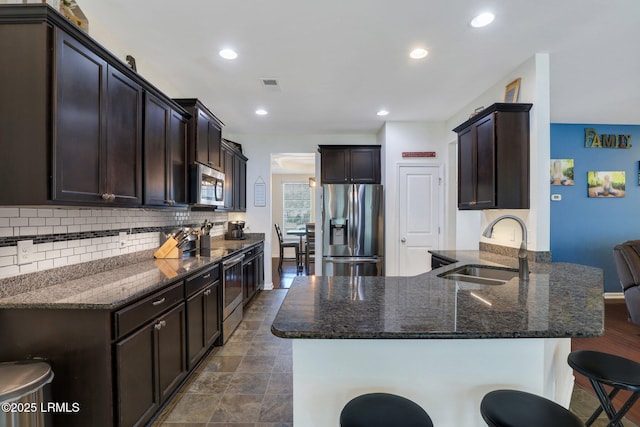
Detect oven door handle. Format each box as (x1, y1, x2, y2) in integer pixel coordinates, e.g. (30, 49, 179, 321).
(223, 254, 245, 267)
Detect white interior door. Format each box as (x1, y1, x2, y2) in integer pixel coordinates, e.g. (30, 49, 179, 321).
(398, 164, 443, 276)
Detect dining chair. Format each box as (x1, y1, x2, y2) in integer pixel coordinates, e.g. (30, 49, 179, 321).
(274, 224, 299, 272)
(304, 223, 316, 274)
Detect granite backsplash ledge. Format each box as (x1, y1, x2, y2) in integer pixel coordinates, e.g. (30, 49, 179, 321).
(0, 249, 157, 298)
(480, 242, 552, 262)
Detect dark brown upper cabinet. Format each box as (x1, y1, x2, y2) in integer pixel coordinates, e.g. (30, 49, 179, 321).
(318, 145, 381, 184)
(53, 32, 143, 205)
(144, 93, 188, 207)
(453, 103, 532, 210)
(220, 140, 247, 212)
(0, 5, 187, 207)
(174, 98, 224, 171)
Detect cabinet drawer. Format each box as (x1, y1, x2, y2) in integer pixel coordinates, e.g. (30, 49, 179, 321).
(114, 281, 184, 339)
(185, 264, 220, 297)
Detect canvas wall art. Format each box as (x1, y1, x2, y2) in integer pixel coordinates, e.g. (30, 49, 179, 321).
(587, 171, 625, 198)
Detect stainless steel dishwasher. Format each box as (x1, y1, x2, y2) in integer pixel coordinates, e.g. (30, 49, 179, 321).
(220, 252, 245, 343)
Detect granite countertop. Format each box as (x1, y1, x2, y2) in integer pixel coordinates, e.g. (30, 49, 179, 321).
(0, 237, 264, 310)
(271, 250, 605, 339)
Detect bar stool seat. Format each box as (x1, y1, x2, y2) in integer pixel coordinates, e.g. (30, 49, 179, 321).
(568, 350, 640, 426)
(340, 392, 433, 427)
(480, 389, 583, 427)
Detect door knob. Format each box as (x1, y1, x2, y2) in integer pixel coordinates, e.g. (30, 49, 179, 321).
(401, 238, 406, 243)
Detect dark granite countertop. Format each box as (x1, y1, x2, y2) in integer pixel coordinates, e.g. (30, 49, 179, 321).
(0, 237, 264, 310)
(271, 249, 605, 339)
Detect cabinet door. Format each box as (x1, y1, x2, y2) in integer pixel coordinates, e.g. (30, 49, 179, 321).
(195, 110, 210, 166)
(203, 283, 221, 348)
(474, 115, 496, 208)
(53, 31, 107, 203)
(106, 66, 143, 204)
(208, 120, 222, 170)
(234, 156, 247, 211)
(242, 259, 254, 305)
(457, 127, 476, 209)
(349, 148, 381, 183)
(115, 322, 158, 427)
(223, 148, 234, 210)
(168, 109, 188, 205)
(186, 291, 205, 370)
(320, 149, 349, 183)
(157, 303, 187, 403)
(143, 93, 170, 206)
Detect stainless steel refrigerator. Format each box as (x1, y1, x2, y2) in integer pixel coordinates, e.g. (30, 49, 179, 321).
(322, 184, 384, 276)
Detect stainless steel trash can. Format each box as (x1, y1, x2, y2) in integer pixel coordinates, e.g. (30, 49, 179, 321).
(0, 360, 54, 427)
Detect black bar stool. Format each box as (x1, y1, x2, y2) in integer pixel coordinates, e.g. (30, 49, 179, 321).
(340, 392, 433, 427)
(480, 389, 584, 427)
(568, 350, 640, 426)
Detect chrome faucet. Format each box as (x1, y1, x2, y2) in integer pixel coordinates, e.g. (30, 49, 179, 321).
(482, 214, 529, 281)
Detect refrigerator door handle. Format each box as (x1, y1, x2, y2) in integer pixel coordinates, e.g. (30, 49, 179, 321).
(324, 257, 380, 264)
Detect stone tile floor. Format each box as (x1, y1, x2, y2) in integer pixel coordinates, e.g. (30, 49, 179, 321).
(153, 288, 638, 427)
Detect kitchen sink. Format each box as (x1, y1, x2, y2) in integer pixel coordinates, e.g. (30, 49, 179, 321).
(437, 264, 519, 285)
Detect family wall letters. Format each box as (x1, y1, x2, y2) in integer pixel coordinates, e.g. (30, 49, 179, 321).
(585, 128, 632, 149)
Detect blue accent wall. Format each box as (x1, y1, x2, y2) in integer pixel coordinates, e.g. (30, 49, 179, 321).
(550, 124, 640, 293)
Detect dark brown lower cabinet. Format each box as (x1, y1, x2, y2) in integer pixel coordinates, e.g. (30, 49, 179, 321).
(115, 302, 187, 427)
(242, 244, 264, 306)
(186, 282, 221, 370)
(0, 259, 230, 427)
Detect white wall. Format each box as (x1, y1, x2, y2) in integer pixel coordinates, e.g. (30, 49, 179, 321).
(444, 54, 551, 252)
(377, 122, 448, 275)
(270, 173, 316, 258)
(225, 133, 377, 287)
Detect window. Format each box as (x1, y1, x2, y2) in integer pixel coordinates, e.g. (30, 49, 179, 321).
(282, 182, 313, 232)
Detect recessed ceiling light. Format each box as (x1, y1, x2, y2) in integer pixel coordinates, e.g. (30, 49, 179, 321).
(255, 108, 268, 116)
(219, 48, 238, 60)
(470, 12, 495, 28)
(409, 48, 429, 59)
(377, 110, 389, 116)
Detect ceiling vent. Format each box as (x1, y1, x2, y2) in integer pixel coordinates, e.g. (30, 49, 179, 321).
(260, 78, 280, 90)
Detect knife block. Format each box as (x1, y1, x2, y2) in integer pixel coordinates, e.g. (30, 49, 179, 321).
(154, 237, 180, 259)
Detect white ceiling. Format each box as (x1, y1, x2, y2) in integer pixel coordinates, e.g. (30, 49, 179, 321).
(77, 0, 640, 135)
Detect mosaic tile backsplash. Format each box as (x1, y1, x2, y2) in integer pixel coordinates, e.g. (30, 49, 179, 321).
(0, 207, 229, 279)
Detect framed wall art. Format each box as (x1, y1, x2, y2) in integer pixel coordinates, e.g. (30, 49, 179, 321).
(587, 171, 625, 198)
(550, 159, 574, 186)
(504, 78, 521, 103)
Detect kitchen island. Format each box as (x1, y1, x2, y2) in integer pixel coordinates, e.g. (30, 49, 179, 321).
(271, 250, 604, 427)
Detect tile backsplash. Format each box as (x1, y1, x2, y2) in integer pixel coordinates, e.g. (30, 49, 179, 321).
(0, 207, 228, 279)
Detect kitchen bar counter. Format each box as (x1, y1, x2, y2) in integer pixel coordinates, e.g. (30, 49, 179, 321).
(272, 249, 604, 339)
(271, 250, 604, 427)
(0, 237, 263, 309)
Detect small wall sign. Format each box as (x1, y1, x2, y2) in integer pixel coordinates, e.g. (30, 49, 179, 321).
(584, 128, 632, 149)
(402, 151, 437, 158)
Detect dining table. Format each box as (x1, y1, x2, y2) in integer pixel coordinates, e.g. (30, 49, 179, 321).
(287, 224, 314, 272)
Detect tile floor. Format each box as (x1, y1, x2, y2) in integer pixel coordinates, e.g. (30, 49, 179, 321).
(153, 288, 638, 427)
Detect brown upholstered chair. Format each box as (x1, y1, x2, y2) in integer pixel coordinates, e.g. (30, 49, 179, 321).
(613, 240, 640, 326)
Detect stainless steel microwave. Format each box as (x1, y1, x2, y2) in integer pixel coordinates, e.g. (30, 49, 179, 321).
(192, 164, 225, 207)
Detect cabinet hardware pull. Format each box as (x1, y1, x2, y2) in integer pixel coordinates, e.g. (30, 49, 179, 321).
(154, 322, 163, 330)
(152, 297, 166, 306)
(109, 194, 116, 201)
(202, 273, 211, 279)
(102, 193, 110, 200)
(160, 320, 167, 327)
(164, 199, 172, 204)
(204, 289, 211, 296)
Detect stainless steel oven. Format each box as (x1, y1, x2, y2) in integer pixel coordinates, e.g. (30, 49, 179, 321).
(221, 252, 244, 343)
(191, 164, 225, 207)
